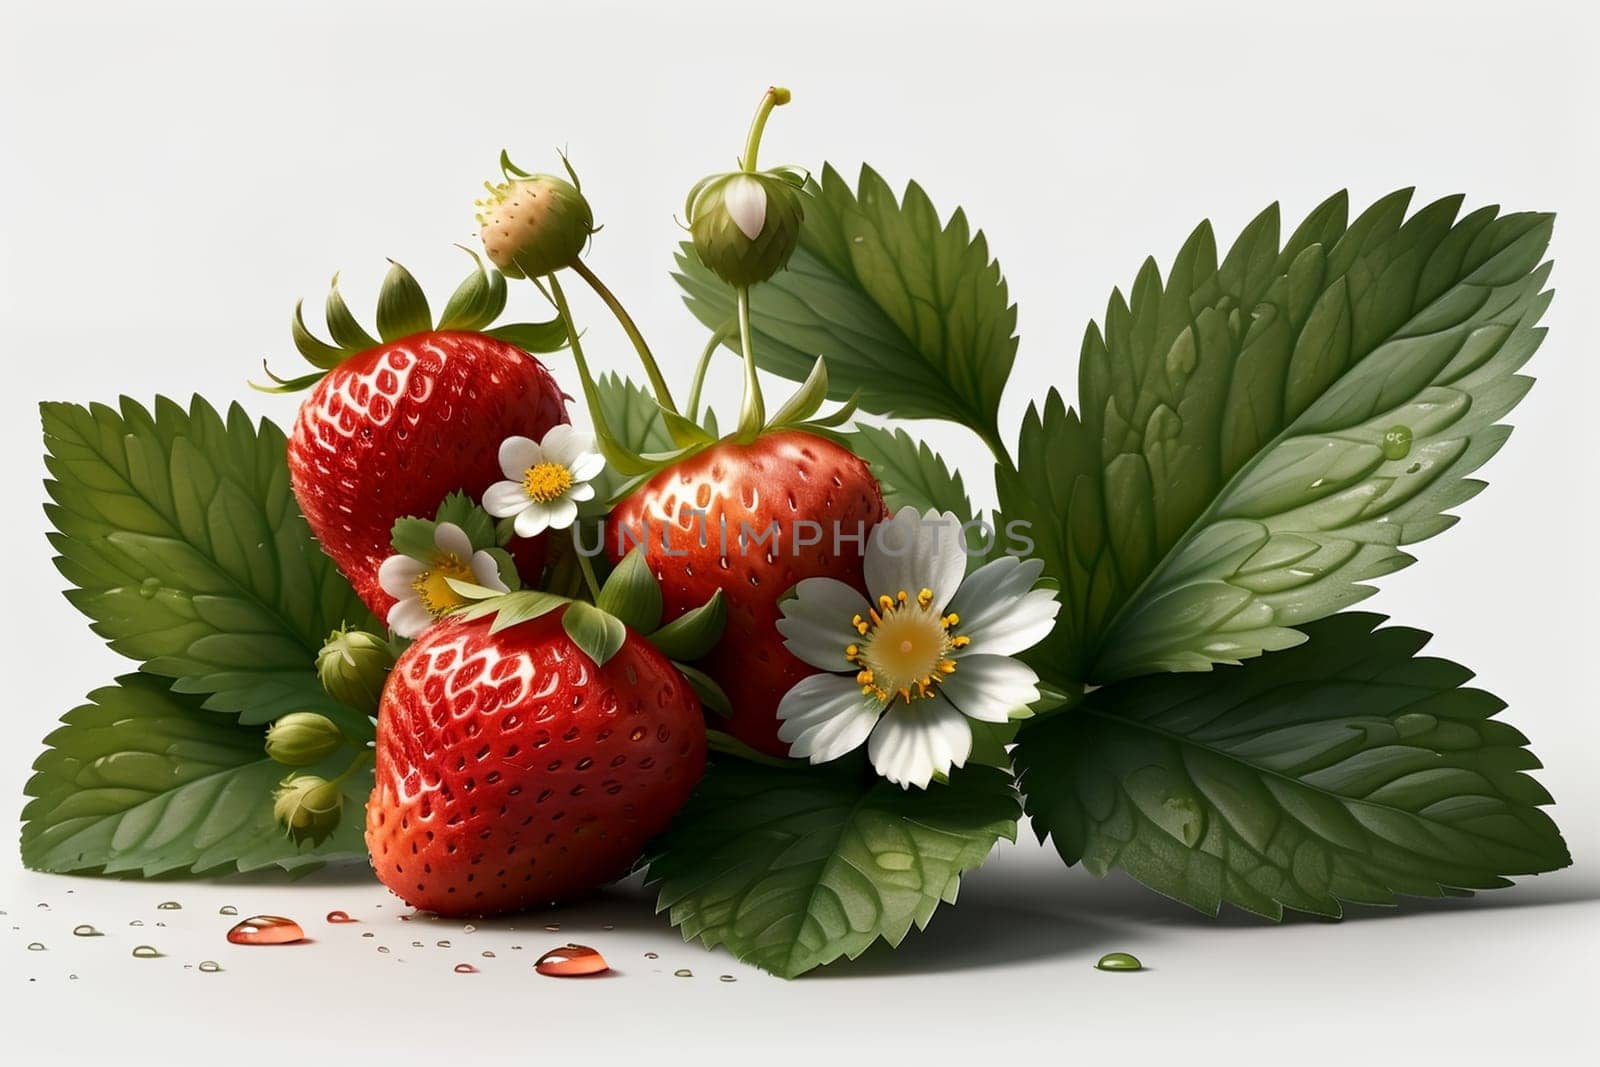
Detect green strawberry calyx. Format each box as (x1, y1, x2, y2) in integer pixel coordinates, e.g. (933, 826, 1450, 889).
(252, 251, 568, 394)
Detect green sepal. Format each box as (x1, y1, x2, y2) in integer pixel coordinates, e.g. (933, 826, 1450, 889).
(450, 588, 571, 634)
(436, 247, 509, 331)
(325, 273, 378, 351)
(660, 405, 715, 448)
(561, 600, 628, 667)
(481, 546, 521, 591)
(767, 356, 829, 427)
(290, 300, 346, 370)
(249, 362, 327, 395)
(375, 260, 433, 342)
(676, 662, 732, 719)
(484, 319, 569, 354)
(595, 548, 664, 632)
(648, 590, 726, 662)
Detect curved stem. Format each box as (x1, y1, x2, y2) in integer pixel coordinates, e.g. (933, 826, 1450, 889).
(734, 287, 765, 441)
(741, 86, 790, 172)
(575, 551, 603, 602)
(330, 749, 373, 786)
(569, 258, 678, 414)
(544, 273, 645, 475)
(688, 322, 735, 424)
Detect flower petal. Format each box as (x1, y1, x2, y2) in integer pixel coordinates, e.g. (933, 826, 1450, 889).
(547, 428, 595, 467)
(947, 556, 1060, 657)
(568, 450, 606, 483)
(544, 498, 579, 531)
(483, 480, 531, 518)
(470, 551, 511, 593)
(939, 654, 1041, 723)
(434, 521, 473, 559)
(539, 424, 577, 463)
(514, 502, 551, 538)
(568, 482, 597, 503)
(498, 436, 541, 480)
(776, 673, 882, 764)
(724, 174, 768, 240)
(386, 597, 433, 639)
(867, 698, 972, 789)
(776, 577, 871, 671)
(377, 554, 423, 597)
(865, 507, 967, 611)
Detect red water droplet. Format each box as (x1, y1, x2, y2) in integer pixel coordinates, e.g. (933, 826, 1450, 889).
(226, 916, 306, 945)
(535, 943, 609, 977)
(325, 910, 356, 924)
(453, 963, 478, 974)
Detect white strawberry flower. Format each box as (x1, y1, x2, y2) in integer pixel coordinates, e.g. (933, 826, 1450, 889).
(483, 424, 605, 536)
(775, 507, 1061, 789)
(378, 521, 509, 638)
(722, 174, 768, 240)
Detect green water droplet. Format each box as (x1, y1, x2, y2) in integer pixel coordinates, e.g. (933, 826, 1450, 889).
(875, 851, 914, 871)
(1095, 951, 1143, 972)
(139, 577, 161, 599)
(674, 968, 693, 978)
(1163, 795, 1205, 847)
(198, 960, 222, 973)
(72, 924, 101, 937)
(218, 906, 238, 916)
(26, 942, 45, 951)
(1381, 424, 1413, 461)
(131, 945, 161, 958)
(1394, 712, 1437, 738)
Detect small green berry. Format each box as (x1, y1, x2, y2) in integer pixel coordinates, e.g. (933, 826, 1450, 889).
(686, 169, 806, 287)
(272, 774, 344, 844)
(264, 712, 344, 767)
(316, 627, 394, 715)
(476, 161, 595, 279)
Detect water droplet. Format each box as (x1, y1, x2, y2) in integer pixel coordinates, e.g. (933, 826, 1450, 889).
(131, 945, 162, 958)
(411, 940, 424, 948)
(462, 923, 477, 933)
(674, 968, 693, 978)
(1095, 951, 1143, 972)
(602, 924, 615, 931)
(1381, 424, 1414, 461)
(198, 960, 222, 973)
(482, 950, 496, 958)
(72, 924, 101, 937)
(26, 942, 45, 951)
(377, 946, 390, 954)
(436, 939, 452, 948)
(68, 973, 79, 981)
(543, 922, 561, 932)
(875, 851, 914, 871)
(453, 963, 478, 974)
(156, 901, 182, 910)
(510, 945, 523, 951)
(226, 915, 305, 945)
(218, 906, 238, 916)
(325, 910, 356, 924)
(36, 903, 49, 910)
(644, 952, 659, 960)
(851, 235, 865, 244)
(719, 974, 737, 983)
(139, 577, 161, 599)
(361, 932, 375, 938)
(129, 920, 143, 927)
(535, 943, 610, 977)
(155, 922, 167, 927)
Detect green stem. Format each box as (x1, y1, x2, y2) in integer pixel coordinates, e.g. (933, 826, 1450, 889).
(569, 258, 678, 414)
(734, 287, 765, 441)
(575, 551, 603, 602)
(330, 749, 373, 786)
(740, 86, 790, 172)
(688, 323, 734, 424)
(544, 272, 646, 474)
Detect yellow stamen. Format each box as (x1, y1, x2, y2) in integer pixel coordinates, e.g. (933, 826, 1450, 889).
(522, 461, 575, 504)
(842, 586, 971, 705)
(411, 552, 476, 618)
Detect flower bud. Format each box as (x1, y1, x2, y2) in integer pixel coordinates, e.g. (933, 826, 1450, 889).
(316, 627, 394, 715)
(264, 712, 344, 767)
(476, 168, 595, 279)
(687, 169, 805, 287)
(272, 774, 344, 844)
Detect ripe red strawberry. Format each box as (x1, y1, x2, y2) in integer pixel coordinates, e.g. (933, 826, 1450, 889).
(366, 606, 705, 915)
(608, 430, 885, 755)
(268, 261, 569, 617)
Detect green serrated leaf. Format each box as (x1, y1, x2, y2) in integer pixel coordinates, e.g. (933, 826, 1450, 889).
(847, 423, 974, 523)
(42, 397, 377, 725)
(647, 760, 1019, 978)
(675, 164, 1016, 453)
(21, 675, 368, 877)
(390, 517, 439, 561)
(649, 590, 726, 662)
(999, 192, 1553, 684)
(560, 601, 627, 666)
(595, 548, 663, 632)
(1015, 612, 1570, 919)
(592, 373, 678, 504)
(431, 489, 497, 550)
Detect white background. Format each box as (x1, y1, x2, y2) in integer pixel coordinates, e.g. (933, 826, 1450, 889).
(2, 0, 1597, 1061)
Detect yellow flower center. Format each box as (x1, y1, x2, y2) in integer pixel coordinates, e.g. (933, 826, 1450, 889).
(522, 461, 574, 504)
(847, 588, 969, 705)
(411, 552, 476, 617)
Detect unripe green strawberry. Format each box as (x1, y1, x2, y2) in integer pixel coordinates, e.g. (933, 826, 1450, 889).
(686, 168, 805, 286)
(265, 712, 344, 767)
(476, 158, 595, 279)
(273, 774, 343, 844)
(316, 627, 394, 715)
